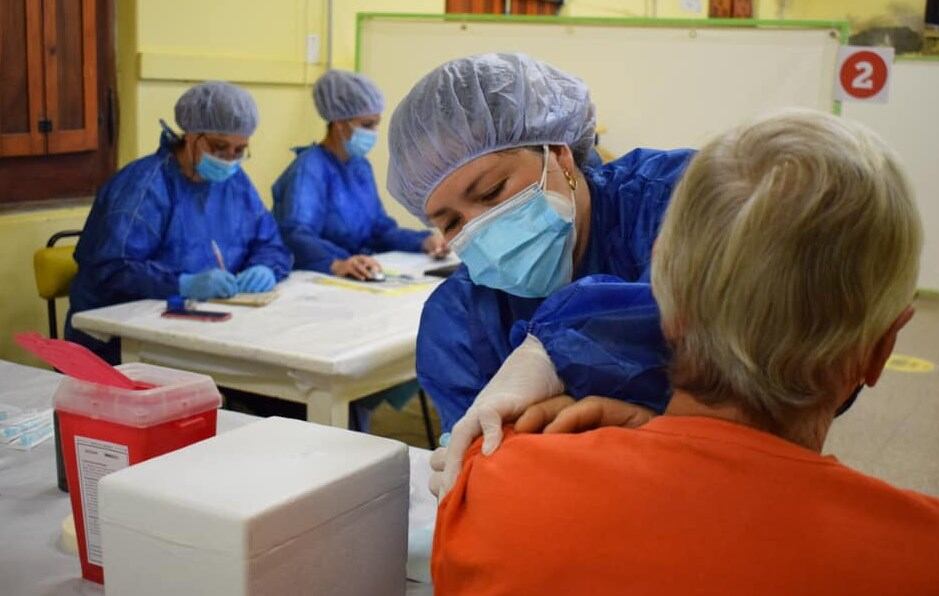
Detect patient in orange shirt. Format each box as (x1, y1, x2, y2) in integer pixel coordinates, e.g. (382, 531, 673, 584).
(432, 110, 939, 595)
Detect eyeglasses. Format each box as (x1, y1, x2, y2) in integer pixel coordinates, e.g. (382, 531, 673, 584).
(197, 134, 251, 160)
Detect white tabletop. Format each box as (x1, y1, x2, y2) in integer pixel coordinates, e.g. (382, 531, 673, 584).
(72, 252, 457, 378)
(0, 361, 435, 595)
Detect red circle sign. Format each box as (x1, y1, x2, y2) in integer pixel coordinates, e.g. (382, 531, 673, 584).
(839, 51, 888, 99)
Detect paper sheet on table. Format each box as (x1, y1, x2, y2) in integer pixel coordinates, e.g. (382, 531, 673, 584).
(313, 275, 436, 296)
(375, 251, 460, 277)
(209, 291, 279, 307)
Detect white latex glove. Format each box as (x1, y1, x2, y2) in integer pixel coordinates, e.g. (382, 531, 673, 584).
(436, 334, 563, 500)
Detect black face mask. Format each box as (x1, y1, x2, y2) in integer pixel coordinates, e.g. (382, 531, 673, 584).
(835, 384, 864, 417)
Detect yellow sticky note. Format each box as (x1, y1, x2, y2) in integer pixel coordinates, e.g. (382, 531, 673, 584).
(209, 291, 279, 307)
(313, 276, 433, 296)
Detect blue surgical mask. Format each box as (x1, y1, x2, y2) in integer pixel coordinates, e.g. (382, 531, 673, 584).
(344, 126, 378, 158)
(0, 408, 52, 443)
(449, 145, 576, 298)
(196, 152, 241, 183)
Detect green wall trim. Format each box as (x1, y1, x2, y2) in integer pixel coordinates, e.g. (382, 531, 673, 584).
(355, 12, 849, 72)
(897, 54, 939, 62)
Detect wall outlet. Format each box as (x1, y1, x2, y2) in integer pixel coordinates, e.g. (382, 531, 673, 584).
(681, 0, 702, 13)
(306, 34, 320, 64)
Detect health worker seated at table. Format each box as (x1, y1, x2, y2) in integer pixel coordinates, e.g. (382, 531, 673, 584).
(67, 81, 292, 364)
(385, 53, 693, 433)
(431, 109, 939, 595)
(273, 70, 446, 281)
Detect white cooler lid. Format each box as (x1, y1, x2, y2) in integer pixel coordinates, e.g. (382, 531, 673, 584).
(99, 417, 409, 557)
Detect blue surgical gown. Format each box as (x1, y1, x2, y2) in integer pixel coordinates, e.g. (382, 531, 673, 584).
(66, 129, 293, 363)
(417, 148, 694, 431)
(272, 145, 430, 272)
(509, 276, 671, 414)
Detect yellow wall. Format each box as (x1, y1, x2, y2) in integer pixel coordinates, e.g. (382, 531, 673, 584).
(562, 0, 706, 18)
(561, 0, 924, 23)
(0, 207, 89, 367)
(566, 0, 926, 22)
(756, 0, 925, 27)
(121, 0, 328, 202)
(120, 0, 445, 202)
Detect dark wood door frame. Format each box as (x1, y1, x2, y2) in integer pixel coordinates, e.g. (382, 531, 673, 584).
(0, 0, 116, 206)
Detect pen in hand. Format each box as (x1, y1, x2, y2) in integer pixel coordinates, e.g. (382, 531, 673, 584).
(211, 240, 227, 272)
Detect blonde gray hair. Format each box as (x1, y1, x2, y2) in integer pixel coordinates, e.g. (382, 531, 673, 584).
(651, 109, 922, 431)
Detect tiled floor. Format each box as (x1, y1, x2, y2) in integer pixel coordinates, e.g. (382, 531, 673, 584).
(374, 297, 939, 496)
(371, 396, 440, 450)
(824, 296, 939, 496)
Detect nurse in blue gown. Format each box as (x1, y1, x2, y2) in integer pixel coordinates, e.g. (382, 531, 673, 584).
(272, 70, 447, 431)
(385, 53, 694, 433)
(272, 70, 446, 280)
(67, 81, 292, 364)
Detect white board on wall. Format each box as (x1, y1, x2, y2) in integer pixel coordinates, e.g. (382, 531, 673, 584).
(843, 61, 939, 291)
(358, 15, 842, 227)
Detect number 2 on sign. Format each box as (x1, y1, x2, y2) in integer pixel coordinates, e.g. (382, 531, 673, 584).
(837, 47, 891, 102)
(852, 61, 874, 90)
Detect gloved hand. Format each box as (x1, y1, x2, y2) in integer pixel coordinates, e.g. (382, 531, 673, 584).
(436, 334, 564, 500)
(236, 265, 276, 293)
(179, 269, 238, 300)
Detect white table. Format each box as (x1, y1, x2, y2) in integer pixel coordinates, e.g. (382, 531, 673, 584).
(72, 252, 458, 429)
(0, 360, 435, 595)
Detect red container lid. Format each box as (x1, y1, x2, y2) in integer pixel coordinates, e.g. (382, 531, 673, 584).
(15, 332, 138, 389)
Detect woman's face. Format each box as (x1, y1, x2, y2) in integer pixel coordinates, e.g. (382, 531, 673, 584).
(186, 132, 250, 162)
(337, 114, 381, 138)
(425, 145, 578, 242)
(350, 114, 381, 130)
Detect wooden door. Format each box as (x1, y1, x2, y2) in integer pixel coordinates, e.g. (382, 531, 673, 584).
(710, 0, 752, 18)
(0, 0, 115, 204)
(446, 0, 505, 12)
(0, 0, 46, 156)
(0, 0, 97, 157)
(509, 0, 559, 15)
(446, 0, 560, 15)
(43, 0, 97, 153)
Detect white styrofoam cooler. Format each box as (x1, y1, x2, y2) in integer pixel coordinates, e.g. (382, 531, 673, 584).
(99, 417, 410, 596)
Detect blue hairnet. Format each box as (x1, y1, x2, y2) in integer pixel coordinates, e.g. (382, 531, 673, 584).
(174, 81, 259, 137)
(387, 53, 596, 221)
(313, 70, 385, 122)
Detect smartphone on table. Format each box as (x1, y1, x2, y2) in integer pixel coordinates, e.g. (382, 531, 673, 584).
(161, 309, 232, 322)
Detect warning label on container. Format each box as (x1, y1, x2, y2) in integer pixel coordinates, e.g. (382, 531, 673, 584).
(75, 436, 129, 566)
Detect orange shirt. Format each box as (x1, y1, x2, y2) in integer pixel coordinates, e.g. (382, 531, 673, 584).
(433, 416, 939, 595)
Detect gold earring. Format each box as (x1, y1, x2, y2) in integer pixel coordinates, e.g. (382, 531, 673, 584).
(563, 170, 578, 191)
